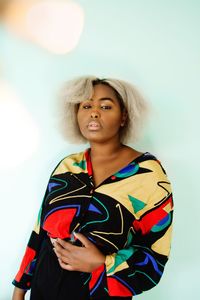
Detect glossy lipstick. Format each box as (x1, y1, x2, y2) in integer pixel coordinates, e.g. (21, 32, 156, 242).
(87, 121, 101, 131)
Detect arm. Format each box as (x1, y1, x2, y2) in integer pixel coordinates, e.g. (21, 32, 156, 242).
(12, 190, 47, 292)
(12, 287, 26, 300)
(104, 184, 173, 296)
(12, 156, 71, 293)
(12, 155, 78, 294)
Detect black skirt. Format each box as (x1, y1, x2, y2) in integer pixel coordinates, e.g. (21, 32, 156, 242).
(30, 239, 131, 300)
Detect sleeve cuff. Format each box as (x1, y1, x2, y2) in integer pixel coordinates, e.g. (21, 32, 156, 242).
(12, 279, 30, 292)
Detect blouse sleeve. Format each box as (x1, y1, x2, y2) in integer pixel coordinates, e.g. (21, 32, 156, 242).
(104, 174, 173, 296)
(90, 163, 174, 298)
(12, 155, 72, 290)
(12, 189, 48, 291)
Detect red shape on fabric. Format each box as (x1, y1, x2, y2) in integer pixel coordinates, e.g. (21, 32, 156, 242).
(85, 149, 93, 176)
(111, 176, 116, 180)
(43, 208, 77, 239)
(107, 277, 133, 296)
(133, 195, 173, 235)
(89, 264, 105, 290)
(15, 247, 36, 282)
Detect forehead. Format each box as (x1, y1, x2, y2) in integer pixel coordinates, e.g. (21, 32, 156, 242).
(91, 84, 118, 100)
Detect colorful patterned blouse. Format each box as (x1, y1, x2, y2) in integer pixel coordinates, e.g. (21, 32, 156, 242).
(13, 149, 173, 298)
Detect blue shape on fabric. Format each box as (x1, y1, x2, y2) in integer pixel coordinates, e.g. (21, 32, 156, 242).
(151, 213, 171, 232)
(157, 214, 170, 225)
(135, 255, 149, 266)
(87, 236, 97, 244)
(114, 163, 139, 178)
(135, 252, 163, 276)
(48, 182, 62, 192)
(27, 259, 37, 275)
(90, 270, 106, 296)
(88, 203, 102, 214)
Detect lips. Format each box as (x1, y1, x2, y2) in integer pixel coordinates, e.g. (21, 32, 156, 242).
(87, 121, 101, 130)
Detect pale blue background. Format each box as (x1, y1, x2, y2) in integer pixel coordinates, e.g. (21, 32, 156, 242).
(0, 0, 200, 299)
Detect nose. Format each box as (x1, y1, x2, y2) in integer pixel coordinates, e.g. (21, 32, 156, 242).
(90, 110, 100, 118)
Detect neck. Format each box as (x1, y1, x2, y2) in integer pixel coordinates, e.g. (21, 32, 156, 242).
(89, 140, 125, 160)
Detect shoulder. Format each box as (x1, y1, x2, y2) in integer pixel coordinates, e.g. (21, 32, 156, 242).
(51, 150, 88, 176)
(138, 152, 169, 179)
(137, 152, 172, 202)
(133, 152, 172, 197)
(132, 152, 173, 216)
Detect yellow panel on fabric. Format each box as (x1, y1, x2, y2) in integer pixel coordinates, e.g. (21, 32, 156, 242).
(96, 160, 172, 218)
(52, 152, 87, 175)
(105, 253, 129, 275)
(33, 205, 43, 234)
(151, 225, 173, 256)
(108, 261, 129, 276)
(33, 219, 40, 234)
(105, 253, 116, 271)
(163, 202, 172, 213)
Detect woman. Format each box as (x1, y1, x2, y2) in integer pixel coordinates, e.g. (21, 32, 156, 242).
(12, 76, 173, 300)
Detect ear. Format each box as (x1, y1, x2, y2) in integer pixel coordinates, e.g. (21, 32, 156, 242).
(121, 109, 128, 127)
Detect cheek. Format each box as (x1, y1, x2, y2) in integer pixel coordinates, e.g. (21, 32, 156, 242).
(105, 114, 122, 128)
(77, 112, 87, 133)
(76, 112, 82, 127)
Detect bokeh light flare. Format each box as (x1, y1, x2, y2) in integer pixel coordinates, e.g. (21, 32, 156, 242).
(3, 0, 84, 54)
(0, 81, 39, 170)
(26, 1, 84, 54)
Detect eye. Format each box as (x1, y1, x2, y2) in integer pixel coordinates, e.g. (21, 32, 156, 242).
(101, 105, 112, 110)
(82, 104, 92, 109)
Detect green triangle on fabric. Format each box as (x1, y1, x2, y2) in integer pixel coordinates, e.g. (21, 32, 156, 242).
(126, 231, 133, 247)
(128, 195, 147, 213)
(73, 160, 86, 170)
(108, 247, 135, 274)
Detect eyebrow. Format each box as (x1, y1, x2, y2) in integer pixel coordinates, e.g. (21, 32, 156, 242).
(89, 97, 114, 102)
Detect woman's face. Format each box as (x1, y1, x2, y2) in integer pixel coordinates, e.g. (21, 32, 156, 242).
(77, 84, 126, 144)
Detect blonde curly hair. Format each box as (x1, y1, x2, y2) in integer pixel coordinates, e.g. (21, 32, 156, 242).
(58, 75, 149, 144)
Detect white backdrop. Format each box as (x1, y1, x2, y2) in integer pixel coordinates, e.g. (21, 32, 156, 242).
(0, 0, 200, 299)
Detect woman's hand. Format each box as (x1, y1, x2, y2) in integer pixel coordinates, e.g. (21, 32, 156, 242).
(12, 287, 26, 300)
(53, 232, 105, 273)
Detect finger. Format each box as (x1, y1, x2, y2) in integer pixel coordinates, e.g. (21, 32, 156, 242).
(53, 246, 68, 259)
(53, 247, 60, 258)
(54, 248, 71, 265)
(58, 258, 75, 271)
(56, 238, 74, 250)
(73, 232, 92, 248)
(53, 243, 64, 257)
(53, 242, 70, 258)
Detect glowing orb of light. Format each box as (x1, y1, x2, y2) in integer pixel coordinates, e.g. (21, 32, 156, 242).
(3, 0, 84, 54)
(26, 1, 84, 54)
(0, 81, 39, 170)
